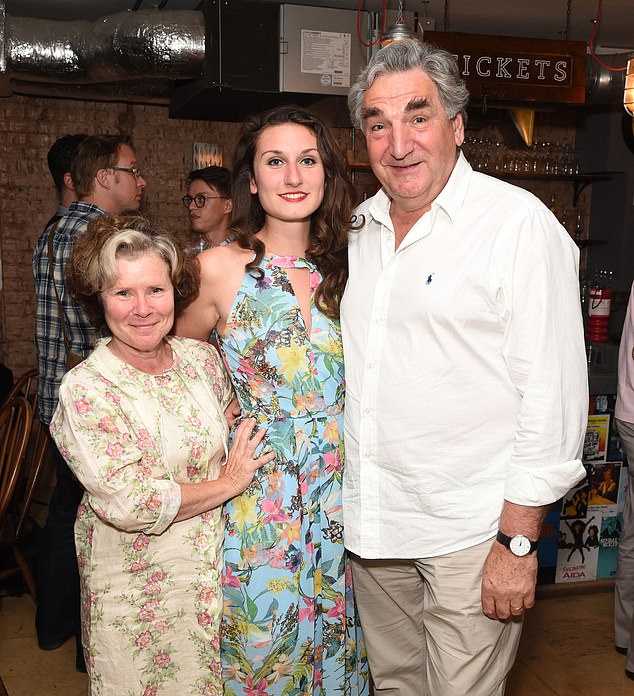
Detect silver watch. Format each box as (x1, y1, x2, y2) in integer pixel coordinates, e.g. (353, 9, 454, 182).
(496, 531, 538, 557)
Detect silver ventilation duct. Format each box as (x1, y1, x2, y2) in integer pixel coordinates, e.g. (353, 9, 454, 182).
(0, 0, 629, 113)
(0, 1, 204, 101)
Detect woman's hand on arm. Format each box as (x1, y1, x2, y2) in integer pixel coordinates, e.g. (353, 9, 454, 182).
(175, 418, 274, 522)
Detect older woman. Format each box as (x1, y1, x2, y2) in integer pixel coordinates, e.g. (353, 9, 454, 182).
(50, 213, 273, 696)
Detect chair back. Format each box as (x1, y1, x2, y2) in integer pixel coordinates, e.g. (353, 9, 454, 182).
(2, 370, 49, 535)
(0, 396, 32, 527)
(14, 422, 50, 537)
(2, 368, 38, 426)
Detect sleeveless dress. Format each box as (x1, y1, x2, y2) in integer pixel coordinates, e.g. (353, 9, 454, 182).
(218, 255, 368, 696)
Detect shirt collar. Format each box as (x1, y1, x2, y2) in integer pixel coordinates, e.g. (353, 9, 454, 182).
(366, 150, 473, 230)
(434, 150, 471, 224)
(69, 199, 109, 216)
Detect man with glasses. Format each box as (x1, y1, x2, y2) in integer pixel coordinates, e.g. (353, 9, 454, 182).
(183, 165, 233, 253)
(32, 133, 146, 673)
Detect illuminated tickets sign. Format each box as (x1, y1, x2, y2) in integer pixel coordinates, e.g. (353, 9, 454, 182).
(424, 31, 587, 105)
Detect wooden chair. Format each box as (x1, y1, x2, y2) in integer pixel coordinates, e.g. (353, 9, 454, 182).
(1, 369, 50, 595)
(2, 368, 38, 410)
(1, 369, 48, 537)
(2, 368, 38, 437)
(0, 396, 36, 599)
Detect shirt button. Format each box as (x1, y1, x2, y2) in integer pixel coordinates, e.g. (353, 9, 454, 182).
(368, 362, 375, 369)
(386, 233, 393, 241)
(364, 407, 371, 415)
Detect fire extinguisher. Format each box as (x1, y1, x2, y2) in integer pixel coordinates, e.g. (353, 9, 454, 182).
(587, 272, 613, 343)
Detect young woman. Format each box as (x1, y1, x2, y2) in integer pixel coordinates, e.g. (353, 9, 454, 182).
(176, 106, 368, 695)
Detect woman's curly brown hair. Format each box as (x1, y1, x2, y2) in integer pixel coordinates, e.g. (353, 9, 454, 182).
(67, 212, 199, 335)
(230, 105, 358, 319)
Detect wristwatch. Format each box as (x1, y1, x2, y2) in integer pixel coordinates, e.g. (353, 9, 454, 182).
(496, 531, 538, 557)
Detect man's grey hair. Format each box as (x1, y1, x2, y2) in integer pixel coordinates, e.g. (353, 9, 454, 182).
(348, 39, 470, 129)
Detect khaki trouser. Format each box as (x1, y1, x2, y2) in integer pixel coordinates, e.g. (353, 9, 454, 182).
(350, 538, 523, 696)
(615, 418, 634, 670)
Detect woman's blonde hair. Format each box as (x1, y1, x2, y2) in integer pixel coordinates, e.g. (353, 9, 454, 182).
(67, 212, 199, 335)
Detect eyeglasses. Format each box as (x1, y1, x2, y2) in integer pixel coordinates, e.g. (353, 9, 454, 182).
(182, 194, 228, 208)
(108, 166, 144, 179)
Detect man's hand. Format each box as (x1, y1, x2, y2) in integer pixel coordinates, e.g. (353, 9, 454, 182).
(481, 541, 538, 620)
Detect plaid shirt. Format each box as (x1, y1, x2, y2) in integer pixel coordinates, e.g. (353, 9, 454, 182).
(33, 201, 104, 424)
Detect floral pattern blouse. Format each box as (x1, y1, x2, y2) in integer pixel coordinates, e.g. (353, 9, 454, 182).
(51, 337, 233, 696)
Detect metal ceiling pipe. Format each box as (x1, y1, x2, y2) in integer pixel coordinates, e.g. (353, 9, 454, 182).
(0, 1, 205, 85)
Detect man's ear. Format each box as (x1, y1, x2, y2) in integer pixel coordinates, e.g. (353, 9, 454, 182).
(63, 172, 77, 194)
(224, 198, 233, 215)
(453, 113, 465, 147)
(95, 168, 110, 190)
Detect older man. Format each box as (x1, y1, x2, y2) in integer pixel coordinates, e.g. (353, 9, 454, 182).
(341, 39, 588, 695)
(32, 134, 146, 669)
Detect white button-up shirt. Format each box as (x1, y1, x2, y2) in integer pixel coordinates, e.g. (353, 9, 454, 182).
(341, 153, 588, 559)
(616, 281, 634, 423)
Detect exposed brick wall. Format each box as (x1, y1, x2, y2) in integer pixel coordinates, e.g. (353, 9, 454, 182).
(0, 96, 239, 375)
(0, 94, 361, 377)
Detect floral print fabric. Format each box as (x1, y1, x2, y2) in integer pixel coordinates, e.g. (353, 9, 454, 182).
(51, 337, 233, 696)
(218, 256, 368, 696)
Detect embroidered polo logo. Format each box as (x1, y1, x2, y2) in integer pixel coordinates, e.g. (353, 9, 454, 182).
(426, 273, 434, 285)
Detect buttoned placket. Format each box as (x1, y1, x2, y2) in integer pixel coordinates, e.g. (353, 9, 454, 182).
(356, 208, 437, 554)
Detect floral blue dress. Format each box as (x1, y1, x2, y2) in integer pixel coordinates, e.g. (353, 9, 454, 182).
(218, 255, 368, 696)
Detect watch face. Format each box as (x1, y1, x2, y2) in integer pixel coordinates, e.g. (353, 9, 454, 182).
(509, 535, 531, 556)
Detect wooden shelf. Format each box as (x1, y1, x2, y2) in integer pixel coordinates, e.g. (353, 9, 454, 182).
(346, 150, 373, 172)
(495, 172, 611, 183)
(346, 155, 611, 186)
(345, 151, 612, 208)
(576, 239, 607, 248)
(348, 161, 373, 172)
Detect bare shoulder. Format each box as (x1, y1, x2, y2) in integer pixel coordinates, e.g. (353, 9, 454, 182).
(197, 243, 252, 282)
(181, 242, 252, 336)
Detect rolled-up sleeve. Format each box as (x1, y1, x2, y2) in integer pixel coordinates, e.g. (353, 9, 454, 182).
(499, 208, 588, 505)
(51, 377, 181, 535)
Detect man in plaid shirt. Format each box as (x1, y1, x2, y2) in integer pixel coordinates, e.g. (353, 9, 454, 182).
(32, 133, 147, 669)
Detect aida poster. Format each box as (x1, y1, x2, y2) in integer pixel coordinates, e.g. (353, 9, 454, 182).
(555, 513, 600, 583)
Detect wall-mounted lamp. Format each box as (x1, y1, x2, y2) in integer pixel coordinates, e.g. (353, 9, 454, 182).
(625, 57, 634, 117)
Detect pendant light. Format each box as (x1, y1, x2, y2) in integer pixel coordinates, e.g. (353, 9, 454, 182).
(625, 56, 634, 117)
(380, 0, 418, 47)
